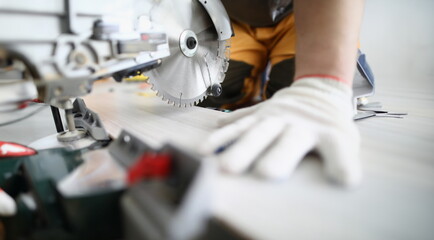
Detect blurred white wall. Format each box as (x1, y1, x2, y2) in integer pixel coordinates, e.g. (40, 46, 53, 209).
(360, 0, 434, 92)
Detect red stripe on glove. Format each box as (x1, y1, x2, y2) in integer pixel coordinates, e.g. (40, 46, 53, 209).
(295, 74, 350, 85)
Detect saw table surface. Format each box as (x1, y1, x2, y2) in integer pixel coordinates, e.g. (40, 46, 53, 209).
(1, 79, 433, 239)
(80, 80, 434, 240)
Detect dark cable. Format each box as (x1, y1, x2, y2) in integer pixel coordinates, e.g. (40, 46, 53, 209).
(0, 105, 47, 127)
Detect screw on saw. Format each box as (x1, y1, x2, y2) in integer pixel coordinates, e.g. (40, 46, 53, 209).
(207, 84, 222, 97)
(56, 99, 87, 142)
(186, 37, 197, 49)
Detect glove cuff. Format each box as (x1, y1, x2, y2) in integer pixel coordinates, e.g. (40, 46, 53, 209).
(276, 75, 354, 116)
(292, 75, 352, 96)
(295, 74, 351, 86)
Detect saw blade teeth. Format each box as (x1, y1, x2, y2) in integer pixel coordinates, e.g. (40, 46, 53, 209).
(145, 3, 230, 109)
(200, 95, 207, 103)
(151, 85, 156, 91)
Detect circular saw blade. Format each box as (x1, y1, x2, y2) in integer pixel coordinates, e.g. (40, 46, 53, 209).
(147, 0, 229, 107)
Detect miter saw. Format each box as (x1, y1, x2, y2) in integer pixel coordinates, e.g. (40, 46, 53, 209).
(0, 0, 232, 146)
(0, 1, 237, 240)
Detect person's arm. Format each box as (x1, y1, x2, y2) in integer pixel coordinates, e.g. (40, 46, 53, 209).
(295, 0, 364, 83)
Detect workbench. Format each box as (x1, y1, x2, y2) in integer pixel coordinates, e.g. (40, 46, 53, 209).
(81, 80, 433, 240)
(1, 79, 433, 239)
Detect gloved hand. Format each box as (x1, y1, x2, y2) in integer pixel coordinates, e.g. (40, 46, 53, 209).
(0, 188, 16, 216)
(200, 77, 361, 187)
(58, 149, 126, 196)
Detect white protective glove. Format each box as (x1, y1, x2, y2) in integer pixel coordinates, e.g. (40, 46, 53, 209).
(57, 149, 126, 196)
(200, 77, 361, 187)
(0, 188, 16, 216)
